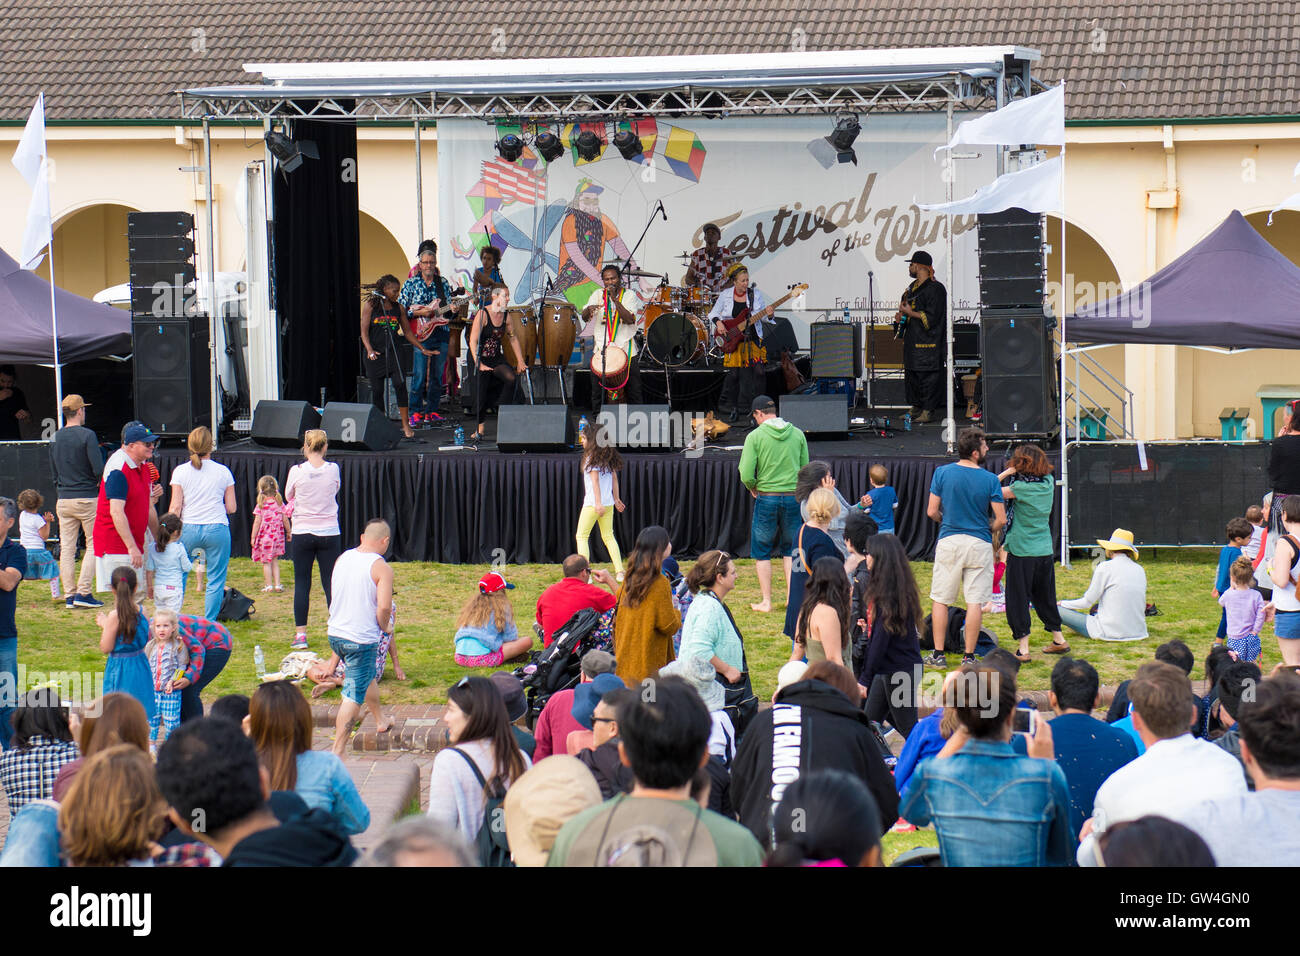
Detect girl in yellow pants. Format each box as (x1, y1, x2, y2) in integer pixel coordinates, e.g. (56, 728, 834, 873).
(576, 426, 626, 577)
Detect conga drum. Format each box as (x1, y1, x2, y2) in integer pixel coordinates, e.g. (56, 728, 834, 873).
(591, 343, 630, 398)
(539, 300, 577, 366)
(506, 307, 538, 366)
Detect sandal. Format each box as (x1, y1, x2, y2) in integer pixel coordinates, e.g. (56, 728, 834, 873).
(260, 586, 275, 593)
(272, 585, 284, 592)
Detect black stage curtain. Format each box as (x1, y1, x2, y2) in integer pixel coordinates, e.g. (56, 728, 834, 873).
(155, 446, 1060, 565)
(273, 113, 360, 405)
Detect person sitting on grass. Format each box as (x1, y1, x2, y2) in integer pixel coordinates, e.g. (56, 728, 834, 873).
(452, 571, 533, 668)
(309, 600, 406, 699)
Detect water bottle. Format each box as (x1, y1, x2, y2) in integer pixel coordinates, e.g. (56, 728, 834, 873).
(579, 414, 589, 439)
(902, 412, 912, 432)
(842, 306, 851, 323)
(254, 645, 266, 680)
(453, 424, 465, 447)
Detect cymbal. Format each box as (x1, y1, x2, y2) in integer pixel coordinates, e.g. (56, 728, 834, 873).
(674, 252, 694, 260)
(622, 268, 664, 279)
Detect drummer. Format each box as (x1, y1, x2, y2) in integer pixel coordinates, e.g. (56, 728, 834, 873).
(683, 222, 732, 292)
(581, 264, 643, 413)
(708, 262, 775, 424)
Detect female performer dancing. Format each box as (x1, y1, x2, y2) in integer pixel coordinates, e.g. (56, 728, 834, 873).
(360, 274, 434, 440)
(466, 282, 527, 445)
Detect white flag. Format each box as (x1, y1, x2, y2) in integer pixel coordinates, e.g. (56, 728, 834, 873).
(936, 84, 1065, 154)
(19, 159, 52, 270)
(12, 93, 46, 187)
(918, 156, 1062, 216)
(1269, 191, 1300, 227)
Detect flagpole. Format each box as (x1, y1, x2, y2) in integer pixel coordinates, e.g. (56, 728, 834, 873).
(46, 155, 63, 429)
(1058, 81, 1070, 568)
(945, 99, 955, 455)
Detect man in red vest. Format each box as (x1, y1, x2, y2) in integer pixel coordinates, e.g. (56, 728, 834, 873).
(94, 422, 161, 600)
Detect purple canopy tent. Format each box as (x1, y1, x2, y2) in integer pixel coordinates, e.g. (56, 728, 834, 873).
(0, 247, 130, 363)
(1065, 210, 1300, 348)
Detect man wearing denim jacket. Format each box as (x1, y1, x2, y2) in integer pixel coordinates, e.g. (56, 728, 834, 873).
(901, 662, 1075, 866)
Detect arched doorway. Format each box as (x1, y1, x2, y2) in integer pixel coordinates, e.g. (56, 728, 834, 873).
(359, 213, 408, 291)
(37, 203, 136, 301)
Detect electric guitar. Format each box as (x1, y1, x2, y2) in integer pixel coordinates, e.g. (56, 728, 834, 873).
(715, 283, 809, 353)
(413, 291, 468, 340)
(893, 283, 923, 340)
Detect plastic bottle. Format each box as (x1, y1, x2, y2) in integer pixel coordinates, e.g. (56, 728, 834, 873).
(254, 645, 266, 680)
(842, 306, 851, 323)
(453, 424, 465, 447)
(902, 412, 912, 432)
(579, 414, 589, 439)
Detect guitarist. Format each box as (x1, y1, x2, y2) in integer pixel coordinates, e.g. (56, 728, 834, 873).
(896, 250, 948, 424)
(708, 263, 774, 424)
(399, 242, 460, 423)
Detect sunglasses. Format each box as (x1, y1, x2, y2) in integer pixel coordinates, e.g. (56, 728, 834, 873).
(453, 676, 471, 690)
(590, 716, 616, 725)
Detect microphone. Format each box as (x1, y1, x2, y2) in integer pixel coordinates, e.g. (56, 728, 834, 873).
(658, 201, 668, 222)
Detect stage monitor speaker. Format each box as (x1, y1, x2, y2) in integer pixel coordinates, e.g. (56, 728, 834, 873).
(127, 211, 194, 239)
(953, 322, 980, 362)
(132, 316, 211, 437)
(810, 323, 863, 379)
(780, 392, 849, 438)
(321, 402, 403, 451)
(980, 309, 1056, 436)
(251, 400, 322, 448)
(497, 405, 573, 453)
(595, 404, 677, 451)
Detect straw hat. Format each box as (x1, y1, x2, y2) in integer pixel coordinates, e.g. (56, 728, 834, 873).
(1096, 528, 1139, 559)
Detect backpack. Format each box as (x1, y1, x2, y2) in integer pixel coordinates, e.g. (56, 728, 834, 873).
(920, 606, 999, 656)
(449, 748, 514, 868)
(216, 586, 255, 622)
(564, 794, 719, 866)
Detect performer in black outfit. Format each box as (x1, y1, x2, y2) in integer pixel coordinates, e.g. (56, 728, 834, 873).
(360, 274, 434, 440)
(895, 250, 948, 424)
(467, 282, 528, 444)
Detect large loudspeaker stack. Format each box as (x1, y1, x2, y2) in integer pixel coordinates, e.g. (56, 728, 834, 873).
(128, 212, 211, 438)
(976, 208, 1056, 437)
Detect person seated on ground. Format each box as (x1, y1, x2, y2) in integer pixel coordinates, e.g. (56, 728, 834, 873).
(535, 555, 618, 647)
(503, 755, 603, 867)
(565, 672, 627, 755)
(1077, 660, 1248, 866)
(247, 680, 370, 836)
(901, 662, 1075, 867)
(0, 688, 79, 816)
(732, 660, 899, 848)
(1095, 816, 1216, 867)
(209, 694, 250, 725)
(1017, 657, 1138, 839)
(489, 670, 536, 759)
(772, 660, 808, 702)
(158, 717, 358, 867)
(660, 655, 736, 817)
(547, 676, 764, 867)
(359, 816, 478, 867)
(766, 769, 883, 868)
(1108, 639, 1209, 747)
(1201, 644, 1237, 738)
(1168, 669, 1300, 866)
(893, 670, 964, 800)
(533, 649, 617, 761)
(308, 625, 406, 700)
(427, 675, 531, 855)
(1057, 528, 1148, 643)
(52, 692, 150, 802)
(452, 571, 533, 667)
(574, 686, 636, 800)
(1207, 660, 1264, 787)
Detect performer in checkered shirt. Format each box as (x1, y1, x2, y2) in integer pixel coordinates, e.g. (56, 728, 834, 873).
(683, 222, 733, 292)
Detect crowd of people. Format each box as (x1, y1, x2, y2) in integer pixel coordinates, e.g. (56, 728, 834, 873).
(1, 382, 1299, 870)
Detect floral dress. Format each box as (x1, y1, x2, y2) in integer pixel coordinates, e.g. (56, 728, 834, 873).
(251, 499, 287, 563)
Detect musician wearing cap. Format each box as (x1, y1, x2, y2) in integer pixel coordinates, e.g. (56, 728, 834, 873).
(896, 250, 948, 424)
(708, 263, 775, 424)
(581, 264, 643, 411)
(683, 222, 732, 292)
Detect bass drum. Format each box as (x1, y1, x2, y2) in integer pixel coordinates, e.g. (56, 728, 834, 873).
(505, 307, 537, 366)
(645, 311, 705, 366)
(539, 301, 577, 366)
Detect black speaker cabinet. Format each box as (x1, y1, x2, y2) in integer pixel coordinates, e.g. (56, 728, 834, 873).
(127, 211, 194, 239)
(321, 402, 403, 451)
(779, 392, 849, 438)
(497, 405, 573, 453)
(980, 310, 1056, 436)
(132, 316, 211, 437)
(251, 400, 322, 448)
(809, 323, 863, 379)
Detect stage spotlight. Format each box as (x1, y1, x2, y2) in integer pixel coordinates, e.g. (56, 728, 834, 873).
(826, 114, 861, 165)
(535, 130, 564, 163)
(613, 128, 643, 160)
(264, 130, 319, 173)
(496, 133, 525, 162)
(574, 129, 603, 163)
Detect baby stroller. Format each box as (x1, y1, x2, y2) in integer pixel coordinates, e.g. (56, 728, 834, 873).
(513, 607, 602, 730)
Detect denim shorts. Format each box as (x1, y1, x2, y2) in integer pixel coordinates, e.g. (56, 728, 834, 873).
(1275, 611, 1300, 641)
(329, 636, 378, 705)
(750, 494, 801, 561)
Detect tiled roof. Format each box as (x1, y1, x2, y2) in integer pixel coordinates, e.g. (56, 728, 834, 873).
(2, 0, 1297, 122)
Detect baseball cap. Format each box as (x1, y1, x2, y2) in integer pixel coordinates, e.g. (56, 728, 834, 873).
(905, 250, 933, 267)
(123, 423, 159, 445)
(488, 671, 527, 722)
(580, 650, 616, 679)
(750, 395, 776, 416)
(61, 394, 91, 413)
(478, 571, 515, 594)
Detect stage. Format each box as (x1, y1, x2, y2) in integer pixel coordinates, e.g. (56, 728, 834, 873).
(155, 408, 1060, 565)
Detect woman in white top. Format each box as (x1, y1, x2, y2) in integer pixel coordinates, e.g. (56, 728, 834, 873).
(1268, 495, 1300, 665)
(166, 427, 236, 622)
(285, 429, 342, 650)
(427, 676, 529, 859)
(1056, 529, 1148, 642)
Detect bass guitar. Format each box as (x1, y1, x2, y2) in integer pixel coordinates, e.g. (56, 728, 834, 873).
(714, 283, 809, 353)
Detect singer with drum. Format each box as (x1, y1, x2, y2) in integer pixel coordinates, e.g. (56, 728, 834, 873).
(582, 265, 643, 413)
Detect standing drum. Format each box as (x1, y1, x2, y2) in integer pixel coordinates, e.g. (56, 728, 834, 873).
(539, 301, 577, 366)
(506, 307, 538, 366)
(645, 311, 705, 366)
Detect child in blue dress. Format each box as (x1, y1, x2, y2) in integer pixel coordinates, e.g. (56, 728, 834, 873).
(98, 566, 156, 725)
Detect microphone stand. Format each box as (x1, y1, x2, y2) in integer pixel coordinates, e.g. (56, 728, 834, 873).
(867, 270, 876, 409)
